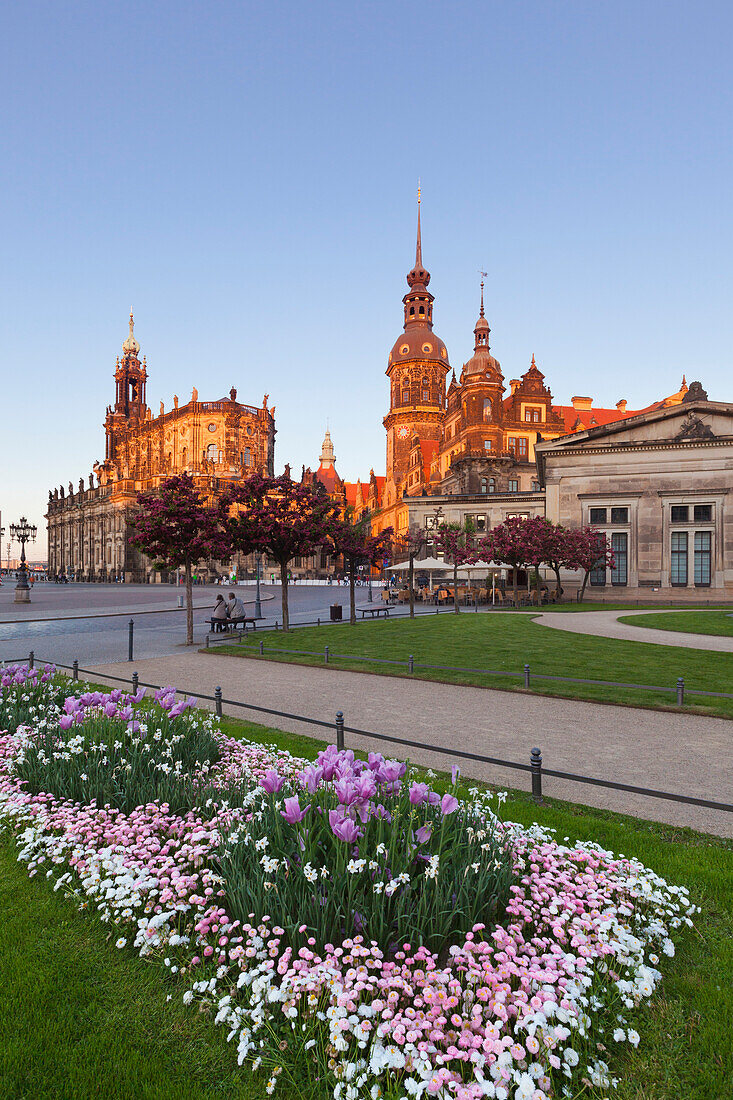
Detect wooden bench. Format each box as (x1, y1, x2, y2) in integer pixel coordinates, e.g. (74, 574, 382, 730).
(358, 605, 391, 619)
(208, 617, 257, 635)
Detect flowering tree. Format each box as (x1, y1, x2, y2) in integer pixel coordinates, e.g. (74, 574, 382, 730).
(222, 473, 340, 631)
(478, 518, 532, 607)
(329, 518, 393, 625)
(563, 526, 616, 602)
(434, 521, 473, 613)
(129, 474, 231, 645)
(394, 525, 427, 618)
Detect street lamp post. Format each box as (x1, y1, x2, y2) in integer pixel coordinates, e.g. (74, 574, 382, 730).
(10, 517, 37, 603)
(254, 551, 262, 619)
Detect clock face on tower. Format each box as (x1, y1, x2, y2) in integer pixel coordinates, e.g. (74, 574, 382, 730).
(398, 426, 410, 439)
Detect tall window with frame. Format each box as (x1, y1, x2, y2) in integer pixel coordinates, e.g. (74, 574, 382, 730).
(517, 437, 528, 460)
(694, 531, 711, 586)
(589, 555, 606, 586)
(611, 532, 627, 586)
(670, 531, 688, 586)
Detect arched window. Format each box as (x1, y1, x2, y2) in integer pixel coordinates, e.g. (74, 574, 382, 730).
(206, 443, 218, 462)
(402, 386, 410, 405)
(480, 478, 487, 494)
(419, 305, 425, 315)
(483, 398, 492, 421)
(244, 447, 252, 466)
(489, 477, 496, 493)
(409, 306, 415, 316)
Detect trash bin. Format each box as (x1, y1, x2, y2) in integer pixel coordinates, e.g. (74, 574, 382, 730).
(330, 604, 342, 621)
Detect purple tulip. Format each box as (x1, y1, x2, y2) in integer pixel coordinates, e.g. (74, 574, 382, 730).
(353, 772, 377, 801)
(334, 778, 358, 806)
(409, 782, 429, 806)
(451, 765, 461, 785)
(281, 795, 310, 824)
(329, 809, 361, 843)
(118, 706, 133, 722)
(104, 702, 118, 718)
(441, 793, 459, 816)
(63, 697, 81, 714)
(415, 824, 432, 845)
(260, 770, 285, 794)
(59, 714, 75, 730)
(300, 765, 323, 794)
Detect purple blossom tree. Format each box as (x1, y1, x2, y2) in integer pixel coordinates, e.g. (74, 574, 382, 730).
(434, 521, 473, 613)
(222, 472, 341, 631)
(329, 518, 394, 624)
(129, 474, 231, 645)
(563, 526, 616, 602)
(394, 525, 428, 618)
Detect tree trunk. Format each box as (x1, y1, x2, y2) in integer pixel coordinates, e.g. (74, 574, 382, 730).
(552, 564, 562, 600)
(349, 560, 356, 625)
(409, 555, 415, 619)
(579, 569, 590, 603)
(512, 566, 518, 608)
(184, 558, 194, 645)
(453, 560, 460, 613)
(280, 560, 290, 630)
(534, 565, 541, 602)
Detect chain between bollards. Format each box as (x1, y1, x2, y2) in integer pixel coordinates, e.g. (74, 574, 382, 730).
(335, 711, 345, 751)
(530, 747, 543, 802)
(524, 663, 531, 688)
(128, 619, 134, 662)
(676, 677, 685, 706)
(215, 686, 223, 717)
(72, 659, 79, 681)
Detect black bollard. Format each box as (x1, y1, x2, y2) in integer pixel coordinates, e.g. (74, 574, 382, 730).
(524, 663, 531, 688)
(215, 686, 223, 717)
(676, 677, 684, 706)
(28, 650, 34, 669)
(72, 659, 79, 682)
(530, 747, 543, 803)
(128, 619, 134, 662)
(335, 711, 345, 751)
(132, 671, 139, 694)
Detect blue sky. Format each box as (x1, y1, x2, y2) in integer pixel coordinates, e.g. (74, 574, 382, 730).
(2, 1, 732, 554)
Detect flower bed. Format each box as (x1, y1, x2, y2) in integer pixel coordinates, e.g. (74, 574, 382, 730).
(0, 664, 697, 1100)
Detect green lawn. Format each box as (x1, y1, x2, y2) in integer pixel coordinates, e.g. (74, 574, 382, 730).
(211, 613, 733, 718)
(619, 610, 733, 638)
(2, 709, 731, 1100)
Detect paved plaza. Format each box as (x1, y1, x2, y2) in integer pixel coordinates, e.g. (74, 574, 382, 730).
(88, 650, 733, 839)
(535, 608, 733, 653)
(0, 581, 401, 665)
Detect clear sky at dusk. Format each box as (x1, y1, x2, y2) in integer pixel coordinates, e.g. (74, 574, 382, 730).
(2, 1, 732, 554)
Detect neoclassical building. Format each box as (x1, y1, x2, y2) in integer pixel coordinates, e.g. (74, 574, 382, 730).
(46, 313, 276, 581)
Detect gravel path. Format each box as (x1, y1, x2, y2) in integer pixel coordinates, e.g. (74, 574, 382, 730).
(534, 609, 733, 653)
(88, 652, 733, 839)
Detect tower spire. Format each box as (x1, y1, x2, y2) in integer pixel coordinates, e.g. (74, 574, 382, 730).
(415, 181, 422, 268)
(122, 307, 140, 357)
(479, 270, 487, 318)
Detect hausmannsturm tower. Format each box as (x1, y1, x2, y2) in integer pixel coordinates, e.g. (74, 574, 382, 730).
(383, 189, 450, 488)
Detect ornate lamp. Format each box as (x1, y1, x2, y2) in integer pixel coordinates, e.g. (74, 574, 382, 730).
(10, 516, 37, 603)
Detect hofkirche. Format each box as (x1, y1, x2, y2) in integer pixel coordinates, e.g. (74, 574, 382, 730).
(46, 311, 275, 581)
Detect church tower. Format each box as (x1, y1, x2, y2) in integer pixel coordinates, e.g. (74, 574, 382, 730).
(104, 310, 148, 461)
(114, 310, 148, 418)
(383, 191, 450, 487)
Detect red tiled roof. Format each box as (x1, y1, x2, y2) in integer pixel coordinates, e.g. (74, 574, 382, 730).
(315, 464, 340, 492)
(553, 405, 640, 434)
(344, 482, 359, 506)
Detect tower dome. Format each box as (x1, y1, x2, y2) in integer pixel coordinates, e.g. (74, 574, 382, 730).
(387, 188, 450, 368)
(122, 309, 140, 358)
(462, 279, 502, 380)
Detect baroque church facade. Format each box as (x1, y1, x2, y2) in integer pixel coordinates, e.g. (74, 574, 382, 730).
(46, 313, 275, 581)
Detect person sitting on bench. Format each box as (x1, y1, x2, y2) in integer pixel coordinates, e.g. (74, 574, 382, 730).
(211, 594, 229, 632)
(227, 591, 247, 626)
